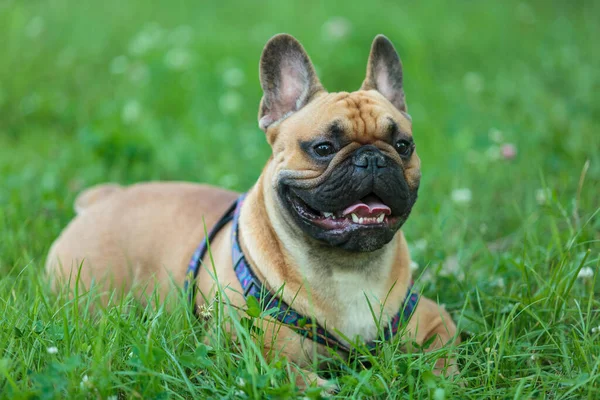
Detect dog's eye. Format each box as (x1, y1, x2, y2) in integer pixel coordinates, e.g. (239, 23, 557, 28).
(313, 142, 336, 157)
(395, 140, 413, 157)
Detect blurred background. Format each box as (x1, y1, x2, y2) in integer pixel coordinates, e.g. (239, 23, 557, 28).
(0, 0, 598, 280)
(1, 3, 599, 396)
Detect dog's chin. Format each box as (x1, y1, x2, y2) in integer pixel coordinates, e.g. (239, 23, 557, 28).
(282, 188, 407, 252)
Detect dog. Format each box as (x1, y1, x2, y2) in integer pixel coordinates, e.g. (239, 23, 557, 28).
(46, 33, 458, 389)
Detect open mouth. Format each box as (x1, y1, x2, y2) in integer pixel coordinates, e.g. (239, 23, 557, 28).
(287, 191, 400, 230)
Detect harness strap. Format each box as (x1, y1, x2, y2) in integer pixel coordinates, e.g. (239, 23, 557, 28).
(185, 193, 420, 352)
(184, 200, 237, 312)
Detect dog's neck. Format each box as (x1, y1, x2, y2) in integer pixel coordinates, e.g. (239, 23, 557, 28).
(238, 173, 410, 341)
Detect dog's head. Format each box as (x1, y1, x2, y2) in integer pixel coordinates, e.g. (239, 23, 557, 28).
(258, 34, 420, 252)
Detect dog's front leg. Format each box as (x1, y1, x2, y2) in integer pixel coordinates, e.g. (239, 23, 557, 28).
(261, 334, 338, 394)
(405, 296, 460, 376)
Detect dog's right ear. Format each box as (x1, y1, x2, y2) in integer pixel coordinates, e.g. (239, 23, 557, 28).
(258, 34, 324, 131)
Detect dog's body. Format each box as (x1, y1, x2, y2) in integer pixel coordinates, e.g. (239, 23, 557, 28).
(46, 34, 458, 387)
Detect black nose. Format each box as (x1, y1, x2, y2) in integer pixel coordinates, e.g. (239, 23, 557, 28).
(352, 145, 387, 169)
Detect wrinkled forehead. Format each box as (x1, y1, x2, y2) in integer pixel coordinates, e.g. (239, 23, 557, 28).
(305, 91, 412, 142)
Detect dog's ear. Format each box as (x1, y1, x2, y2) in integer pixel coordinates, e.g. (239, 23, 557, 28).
(361, 35, 407, 113)
(258, 34, 324, 131)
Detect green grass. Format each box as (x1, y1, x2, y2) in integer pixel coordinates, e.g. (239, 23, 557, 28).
(1, 0, 599, 398)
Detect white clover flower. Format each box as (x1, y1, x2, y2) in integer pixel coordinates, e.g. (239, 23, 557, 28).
(199, 303, 214, 320)
(80, 374, 91, 389)
(591, 326, 599, 334)
(414, 239, 428, 252)
(164, 48, 192, 70)
(129, 34, 155, 56)
(110, 56, 129, 75)
(488, 128, 504, 143)
(219, 174, 239, 189)
(530, 354, 537, 361)
(322, 17, 352, 40)
(493, 277, 505, 289)
(222, 67, 245, 87)
(485, 145, 501, 161)
(463, 72, 484, 94)
(536, 188, 549, 205)
(409, 260, 419, 271)
(479, 223, 488, 234)
(26, 16, 45, 38)
(122, 100, 141, 124)
(219, 91, 243, 114)
(451, 188, 472, 204)
(46, 346, 58, 354)
(578, 267, 594, 279)
(433, 388, 446, 400)
(441, 255, 460, 276)
(129, 23, 164, 56)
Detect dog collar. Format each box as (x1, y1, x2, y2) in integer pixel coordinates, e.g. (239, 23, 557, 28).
(185, 193, 419, 352)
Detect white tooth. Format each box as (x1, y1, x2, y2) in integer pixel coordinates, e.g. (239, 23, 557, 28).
(351, 213, 359, 223)
(359, 217, 364, 224)
(323, 212, 333, 218)
(377, 214, 384, 223)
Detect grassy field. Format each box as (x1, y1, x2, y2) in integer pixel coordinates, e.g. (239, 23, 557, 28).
(1, 0, 599, 398)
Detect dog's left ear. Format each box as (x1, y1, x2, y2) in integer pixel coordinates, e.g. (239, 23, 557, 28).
(361, 35, 407, 113)
(258, 34, 324, 131)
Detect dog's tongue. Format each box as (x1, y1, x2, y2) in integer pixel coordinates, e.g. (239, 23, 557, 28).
(342, 195, 391, 217)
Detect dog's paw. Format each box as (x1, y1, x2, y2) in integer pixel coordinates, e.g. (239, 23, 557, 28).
(433, 357, 460, 378)
(294, 369, 338, 396)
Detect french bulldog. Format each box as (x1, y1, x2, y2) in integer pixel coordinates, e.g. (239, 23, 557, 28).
(46, 33, 458, 389)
